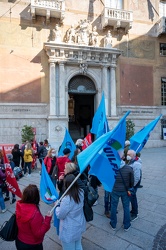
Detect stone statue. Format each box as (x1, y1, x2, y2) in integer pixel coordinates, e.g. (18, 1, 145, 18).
(77, 19, 90, 45)
(104, 30, 112, 48)
(89, 26, 98, 46)
(53, 24, 62, 43)
(66, 25, 76, 43)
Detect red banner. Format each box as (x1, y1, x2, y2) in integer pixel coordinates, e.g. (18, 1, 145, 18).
(0, 144, 14, 154)
(2, 147, 22, 198)
(82, 133, 92, 150)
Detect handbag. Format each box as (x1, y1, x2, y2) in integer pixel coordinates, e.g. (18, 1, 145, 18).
(51, 164, 58, 180)
(119, 169, 135, 197)
(0, 213, 18, 241)
(83, 199, 93, 222)
(87, 185, 99, 207)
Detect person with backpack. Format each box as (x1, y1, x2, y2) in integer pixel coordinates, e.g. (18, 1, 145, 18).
(55, 174, 86, 250)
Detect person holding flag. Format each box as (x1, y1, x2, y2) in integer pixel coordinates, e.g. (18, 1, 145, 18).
(55, 174, 86, 250)
(2, 147, 22, 199)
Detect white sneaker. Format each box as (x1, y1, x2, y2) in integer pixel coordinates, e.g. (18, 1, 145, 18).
(27, 174, 31, 177)
(2, 209, 7, 213)
(93, 200, 98, 206)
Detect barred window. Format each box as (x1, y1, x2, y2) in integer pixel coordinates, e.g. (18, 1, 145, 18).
(161, 78, 166, 105)
(160, 43, 166, 56)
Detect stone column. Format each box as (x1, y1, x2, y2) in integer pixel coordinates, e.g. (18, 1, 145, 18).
(49, 60, 56, 116)
(110, 64, 117, 116)
(102, 65, 108, 116)
(59, 62, 66, 116)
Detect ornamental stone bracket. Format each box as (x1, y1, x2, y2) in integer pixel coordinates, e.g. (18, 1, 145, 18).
(44, 42, 121, 66)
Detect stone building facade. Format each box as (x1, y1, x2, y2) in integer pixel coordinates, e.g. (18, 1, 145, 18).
(0, 0, 166, 149)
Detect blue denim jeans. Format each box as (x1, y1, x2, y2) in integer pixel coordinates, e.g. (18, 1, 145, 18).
(110, 191, 131, 229)
(104, 191, 111, 213)
(0, 187, 5, 210)
(61, 238, 82, 250)
(130, 187, 138, 215)
(24, 162, 32, 175)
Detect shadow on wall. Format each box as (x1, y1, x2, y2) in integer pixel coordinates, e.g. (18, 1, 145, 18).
(0, 77, 41, 103)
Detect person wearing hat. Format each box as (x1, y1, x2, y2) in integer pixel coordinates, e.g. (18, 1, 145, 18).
(56, 148, 71, 180)
(124, 140, 130, 162)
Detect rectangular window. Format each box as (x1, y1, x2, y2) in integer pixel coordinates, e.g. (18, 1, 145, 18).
(160, 43, 166, 56)
(161, 78, 166, 105)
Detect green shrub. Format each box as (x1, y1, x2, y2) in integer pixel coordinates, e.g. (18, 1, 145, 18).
(21, 125, 34, 143)
(126, 119, 135, 140)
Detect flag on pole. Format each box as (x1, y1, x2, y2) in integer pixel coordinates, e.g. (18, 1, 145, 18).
(2, 147, 22, 198)
(82, 133, 92, 150)
(130, 114, 162, 153)
(40, 161, 58, 204)
(58, 128, 76, 159)
(90, 92, 109, 138)
(78, 111, 130, 192)
(40, 161, 59, 234)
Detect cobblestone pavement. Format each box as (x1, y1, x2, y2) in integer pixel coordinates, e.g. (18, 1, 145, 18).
(0, 147, 166, 250)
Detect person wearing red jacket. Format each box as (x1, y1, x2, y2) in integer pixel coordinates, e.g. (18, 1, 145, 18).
(56, 148, 71, 180)
(15, 184, 52, 250)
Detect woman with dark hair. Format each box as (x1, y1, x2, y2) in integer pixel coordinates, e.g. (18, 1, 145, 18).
(15, 184, 52, 250)
(12, 144, 22, 167)
(55, 174, 86, 250)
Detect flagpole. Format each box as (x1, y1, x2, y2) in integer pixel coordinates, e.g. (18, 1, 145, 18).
(50, 172, 81, 214)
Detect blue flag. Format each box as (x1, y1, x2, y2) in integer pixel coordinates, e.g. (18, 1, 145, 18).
(40, 161, 60, 235)
(58, 128, 76, 159)
(90, 92, 109, 138)
(130, 114, 162, 153)
(40, 161, 59, 204)
(78, 111, 130, 192)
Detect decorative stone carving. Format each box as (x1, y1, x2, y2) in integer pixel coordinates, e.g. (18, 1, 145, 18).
(79, 63, 88, 74)
(104, 30, 112, 48)
(52, 24, 62, 43)
(89, 26, 99, 46)
(76, 19, 90, 45)
(66, 25, 76, 43)
(55, 125, 62, 131)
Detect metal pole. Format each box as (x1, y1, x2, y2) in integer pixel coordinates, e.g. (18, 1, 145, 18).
(50, 172, 81, 214)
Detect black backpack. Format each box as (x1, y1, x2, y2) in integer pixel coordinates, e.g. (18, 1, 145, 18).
(41, 146, 47, 158)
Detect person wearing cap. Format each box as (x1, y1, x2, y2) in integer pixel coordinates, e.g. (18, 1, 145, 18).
(75, 138, 83, 152)
(124, 140, 130, 162)
(56, 148, 71, 180)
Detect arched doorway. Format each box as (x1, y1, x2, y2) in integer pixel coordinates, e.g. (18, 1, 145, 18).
(68, 75, 96, 141)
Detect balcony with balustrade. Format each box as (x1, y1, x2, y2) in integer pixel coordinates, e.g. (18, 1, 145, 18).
(156, 16, 166, 36)
(31, 0, 65, 23)
(101, 7, 133, 33)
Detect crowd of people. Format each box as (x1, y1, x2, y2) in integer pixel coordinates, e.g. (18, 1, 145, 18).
(0, 138, 143, 249)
